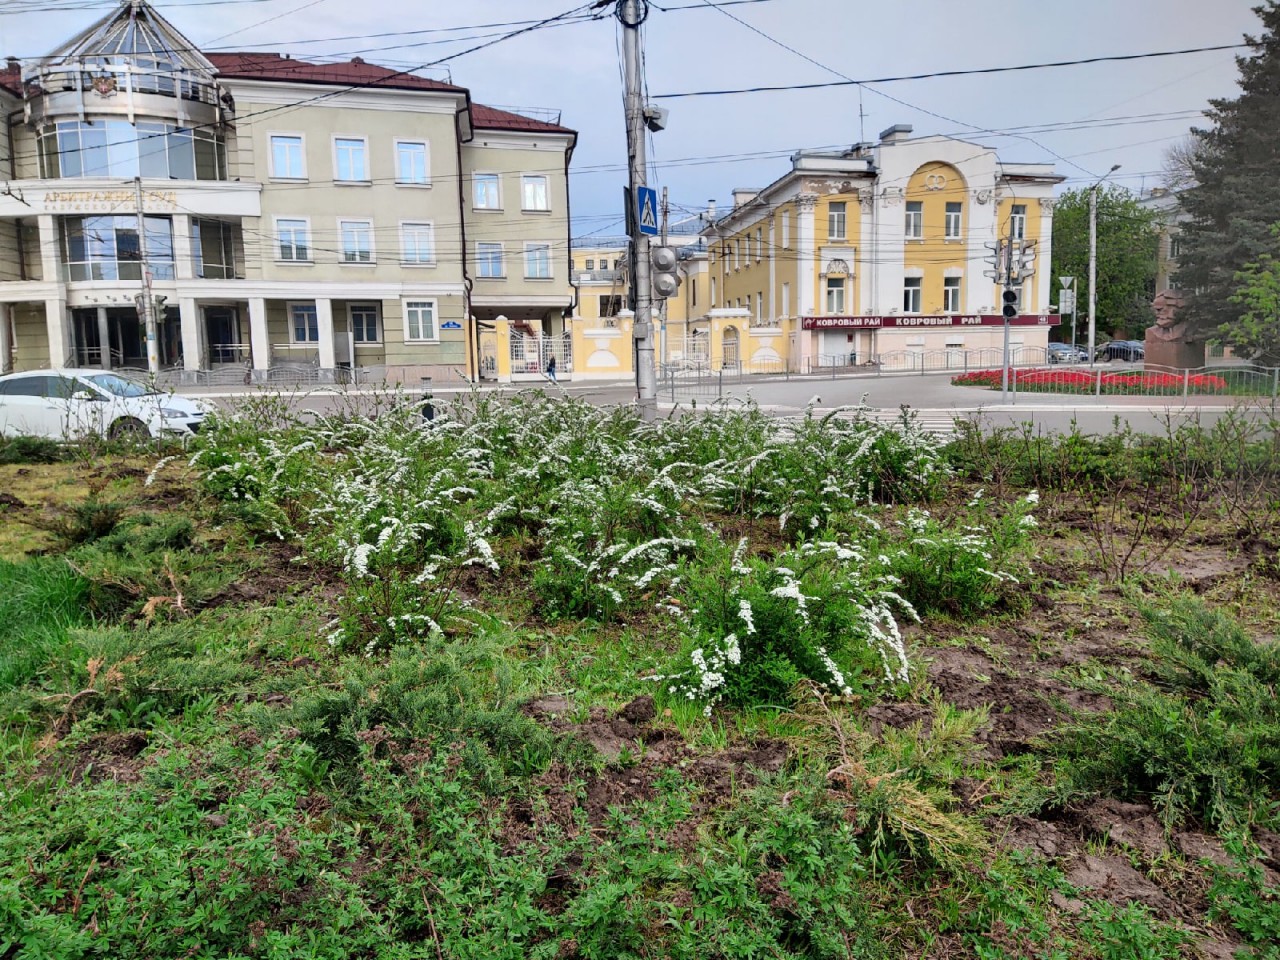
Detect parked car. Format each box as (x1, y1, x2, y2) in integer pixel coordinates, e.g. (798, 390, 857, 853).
(1096, 340, 1145, 362)
(1047, 343, 1089, 364)
(0, 369, 210, 440)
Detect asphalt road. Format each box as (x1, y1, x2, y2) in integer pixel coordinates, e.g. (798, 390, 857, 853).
(190, 369, 1279, 437)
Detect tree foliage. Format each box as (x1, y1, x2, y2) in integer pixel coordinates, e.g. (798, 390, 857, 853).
(1177, 2, 1280, 341)
(1226, 225, 1280, 365)
(1049, 186, 1160, 338)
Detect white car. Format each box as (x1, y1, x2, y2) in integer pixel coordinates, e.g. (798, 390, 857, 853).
(0, 369, 210, 440)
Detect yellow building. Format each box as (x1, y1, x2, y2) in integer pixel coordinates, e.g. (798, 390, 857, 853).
(703, 125, 1064, 371)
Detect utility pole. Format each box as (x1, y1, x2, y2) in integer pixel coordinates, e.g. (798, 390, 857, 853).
(659, 185, 669, 375)
(133, 177, 159, 375)
(619, 0, 656, 420)
(1001, 236, 1015, 403)
(1088, 163, 1121, 369)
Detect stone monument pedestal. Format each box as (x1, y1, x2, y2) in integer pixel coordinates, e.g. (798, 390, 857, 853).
(1143, 332, 1205, 371)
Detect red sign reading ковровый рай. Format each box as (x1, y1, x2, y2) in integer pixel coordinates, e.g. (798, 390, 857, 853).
(800, 315, 1060, 330)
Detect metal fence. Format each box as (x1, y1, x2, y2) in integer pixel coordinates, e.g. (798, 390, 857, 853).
(509, 333, 573, 379)
(1002, 363, 1280, 401)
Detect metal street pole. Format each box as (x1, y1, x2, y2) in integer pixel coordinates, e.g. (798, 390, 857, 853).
(133, 177, 159, 375)
(1001, 237, 1014, 403)
(619, 0, 656, 420)
(1088, 164, 1120, 369)
(659, 185, 669, 376)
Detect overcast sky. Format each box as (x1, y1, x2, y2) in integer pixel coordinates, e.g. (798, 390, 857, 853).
(1, 0, 1264, 238)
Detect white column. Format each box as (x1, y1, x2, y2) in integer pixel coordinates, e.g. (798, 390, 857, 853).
(795, 194, 817, 319)
(0, 304, 13, 374)
(248, 297, 270, 372)
(180, 297, 202, 372)
(315, 298, 335, 372)
(37, 215, 60, 283)
(1037, 198, 1055, 314)
(767, 218, 777, 323)
(172, 215, 195, 281)
(95, 307, 111, 369)
(45, 297, 69, 367)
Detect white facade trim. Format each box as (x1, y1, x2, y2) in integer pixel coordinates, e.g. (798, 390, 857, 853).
(223, 79, 464, 115)
(468, 130, 574, 152)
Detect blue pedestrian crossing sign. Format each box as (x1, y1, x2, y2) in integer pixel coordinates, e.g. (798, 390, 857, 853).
(636, 186, 658, 236)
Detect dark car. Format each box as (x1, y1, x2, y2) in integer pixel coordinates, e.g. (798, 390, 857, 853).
(1096, 340, 1145, 362)
(1048, 343, 1089, 364)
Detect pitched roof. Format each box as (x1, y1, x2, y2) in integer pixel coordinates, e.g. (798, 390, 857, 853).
(470, 103, 574, 136)
(208, 52, 465, 94)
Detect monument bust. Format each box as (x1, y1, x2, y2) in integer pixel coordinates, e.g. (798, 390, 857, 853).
(1144, 288, 1205, 369)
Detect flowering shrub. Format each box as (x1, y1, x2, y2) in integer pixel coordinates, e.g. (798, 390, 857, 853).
(952, 368, 1229, 395)
(883, 490, 1040, 617)
(657, 536, 915, 713)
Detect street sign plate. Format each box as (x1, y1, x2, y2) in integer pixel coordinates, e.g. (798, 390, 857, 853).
(1059, 276, 1074, 288)
(1059, 291, 1075, 313)
(636, 186, 658, 236)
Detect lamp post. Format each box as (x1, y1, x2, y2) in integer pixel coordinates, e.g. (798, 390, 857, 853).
(1088, 163, 1121, 368)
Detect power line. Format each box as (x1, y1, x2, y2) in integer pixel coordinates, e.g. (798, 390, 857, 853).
(653, 44, 1250, 100)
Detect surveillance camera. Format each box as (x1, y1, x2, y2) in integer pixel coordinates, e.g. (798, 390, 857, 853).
(643, 104, 668, 133)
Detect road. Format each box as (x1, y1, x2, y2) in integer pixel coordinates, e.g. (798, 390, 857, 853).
(187, 369, 1278, 438)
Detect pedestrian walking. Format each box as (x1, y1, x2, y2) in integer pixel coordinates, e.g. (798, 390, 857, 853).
(546, 354, 558, 384)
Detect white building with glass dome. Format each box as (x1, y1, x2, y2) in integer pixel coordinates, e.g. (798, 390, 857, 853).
(0, 0, 576, 383)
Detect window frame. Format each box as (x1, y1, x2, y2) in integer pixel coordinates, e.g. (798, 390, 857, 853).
(399, 220, 436, 266)
(348, 302, 381, 344)
(781, 211, 790, 248)
(905, 201, 924, 240)
(943, 276, 962, 313)
(475, 241, 505, 279)
(274, 216, 312, 264)
(828, 201, 847, 241)
(393, 139, 430, 186)
(825, 275, 846, 315)
(337, 218, 375, 265)
(944, 202, 963, 240)
(269, 133, 306, 180)
(332, 135, 370, 184)
(472, 172, 502, 211)
(1009, 203, 1027, 241)
(403, 298, 439, 344)
(903, 277, 923, 314)
(288, 301, 320, 344)
(524, 241, 553, 280)
(521, 174, 550, 212)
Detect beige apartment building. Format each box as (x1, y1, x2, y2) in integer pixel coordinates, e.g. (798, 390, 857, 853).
(0, 0, 574, 383)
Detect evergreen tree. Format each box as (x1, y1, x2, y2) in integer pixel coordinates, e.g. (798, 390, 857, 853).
(1177, 2, 1280, 342)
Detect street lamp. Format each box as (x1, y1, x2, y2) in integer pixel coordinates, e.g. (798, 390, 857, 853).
(1088, 163, 1122, 367)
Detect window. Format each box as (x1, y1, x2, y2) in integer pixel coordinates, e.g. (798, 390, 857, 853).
(63, 215, 175, 280)
(905, 201, 923, 239)
(290, 303, 319, 343)
(350, 304, 379, 343)
(192, 219, 237, 279)
(826, 276, 846, 314)
(476, 242, 504, 278)
(756, 228, 763, 260)
(40, 120, 225, 181)
(473, 173, 501, 209)
(339, 219, 373, 263)
(903, 277, 922, 313)
(525, 243, 552, 279)
(756, 290, 763, 322)
(733, 240, 740, 269)
(746, 294, 753, 316)
(710, 276, 717, 306)
(781, 212, 790, 248)
(521, 175, 550, 211)
(691, 279, 697, 307)
(1010, 204, 1027, 240)
(270, 134, 305, 179)
(585, 258, 595, 271)
(1169, 237, 1183, 259)
(395, 140, 429, 185)
(598, 295, 622, 317)
(276, 218, 310, 262)
(405, 300, 436, 342)
(829, 201, 847, 241)
(400, 222, 435, 265)
(781, 281, 790, 315)
(945, 202, 962, 239)
(334, 137, 368, 182)
(943, 276, 962, 313)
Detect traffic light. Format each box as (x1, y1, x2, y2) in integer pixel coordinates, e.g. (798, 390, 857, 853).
(651, 245, 679, 299)
(1002, 288, 1019, 320)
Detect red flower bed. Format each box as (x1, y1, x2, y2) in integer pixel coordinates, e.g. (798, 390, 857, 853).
(951, 368, 1229, 395)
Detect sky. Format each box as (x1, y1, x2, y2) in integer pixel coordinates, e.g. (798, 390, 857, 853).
(0, 0, 1266, 240)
